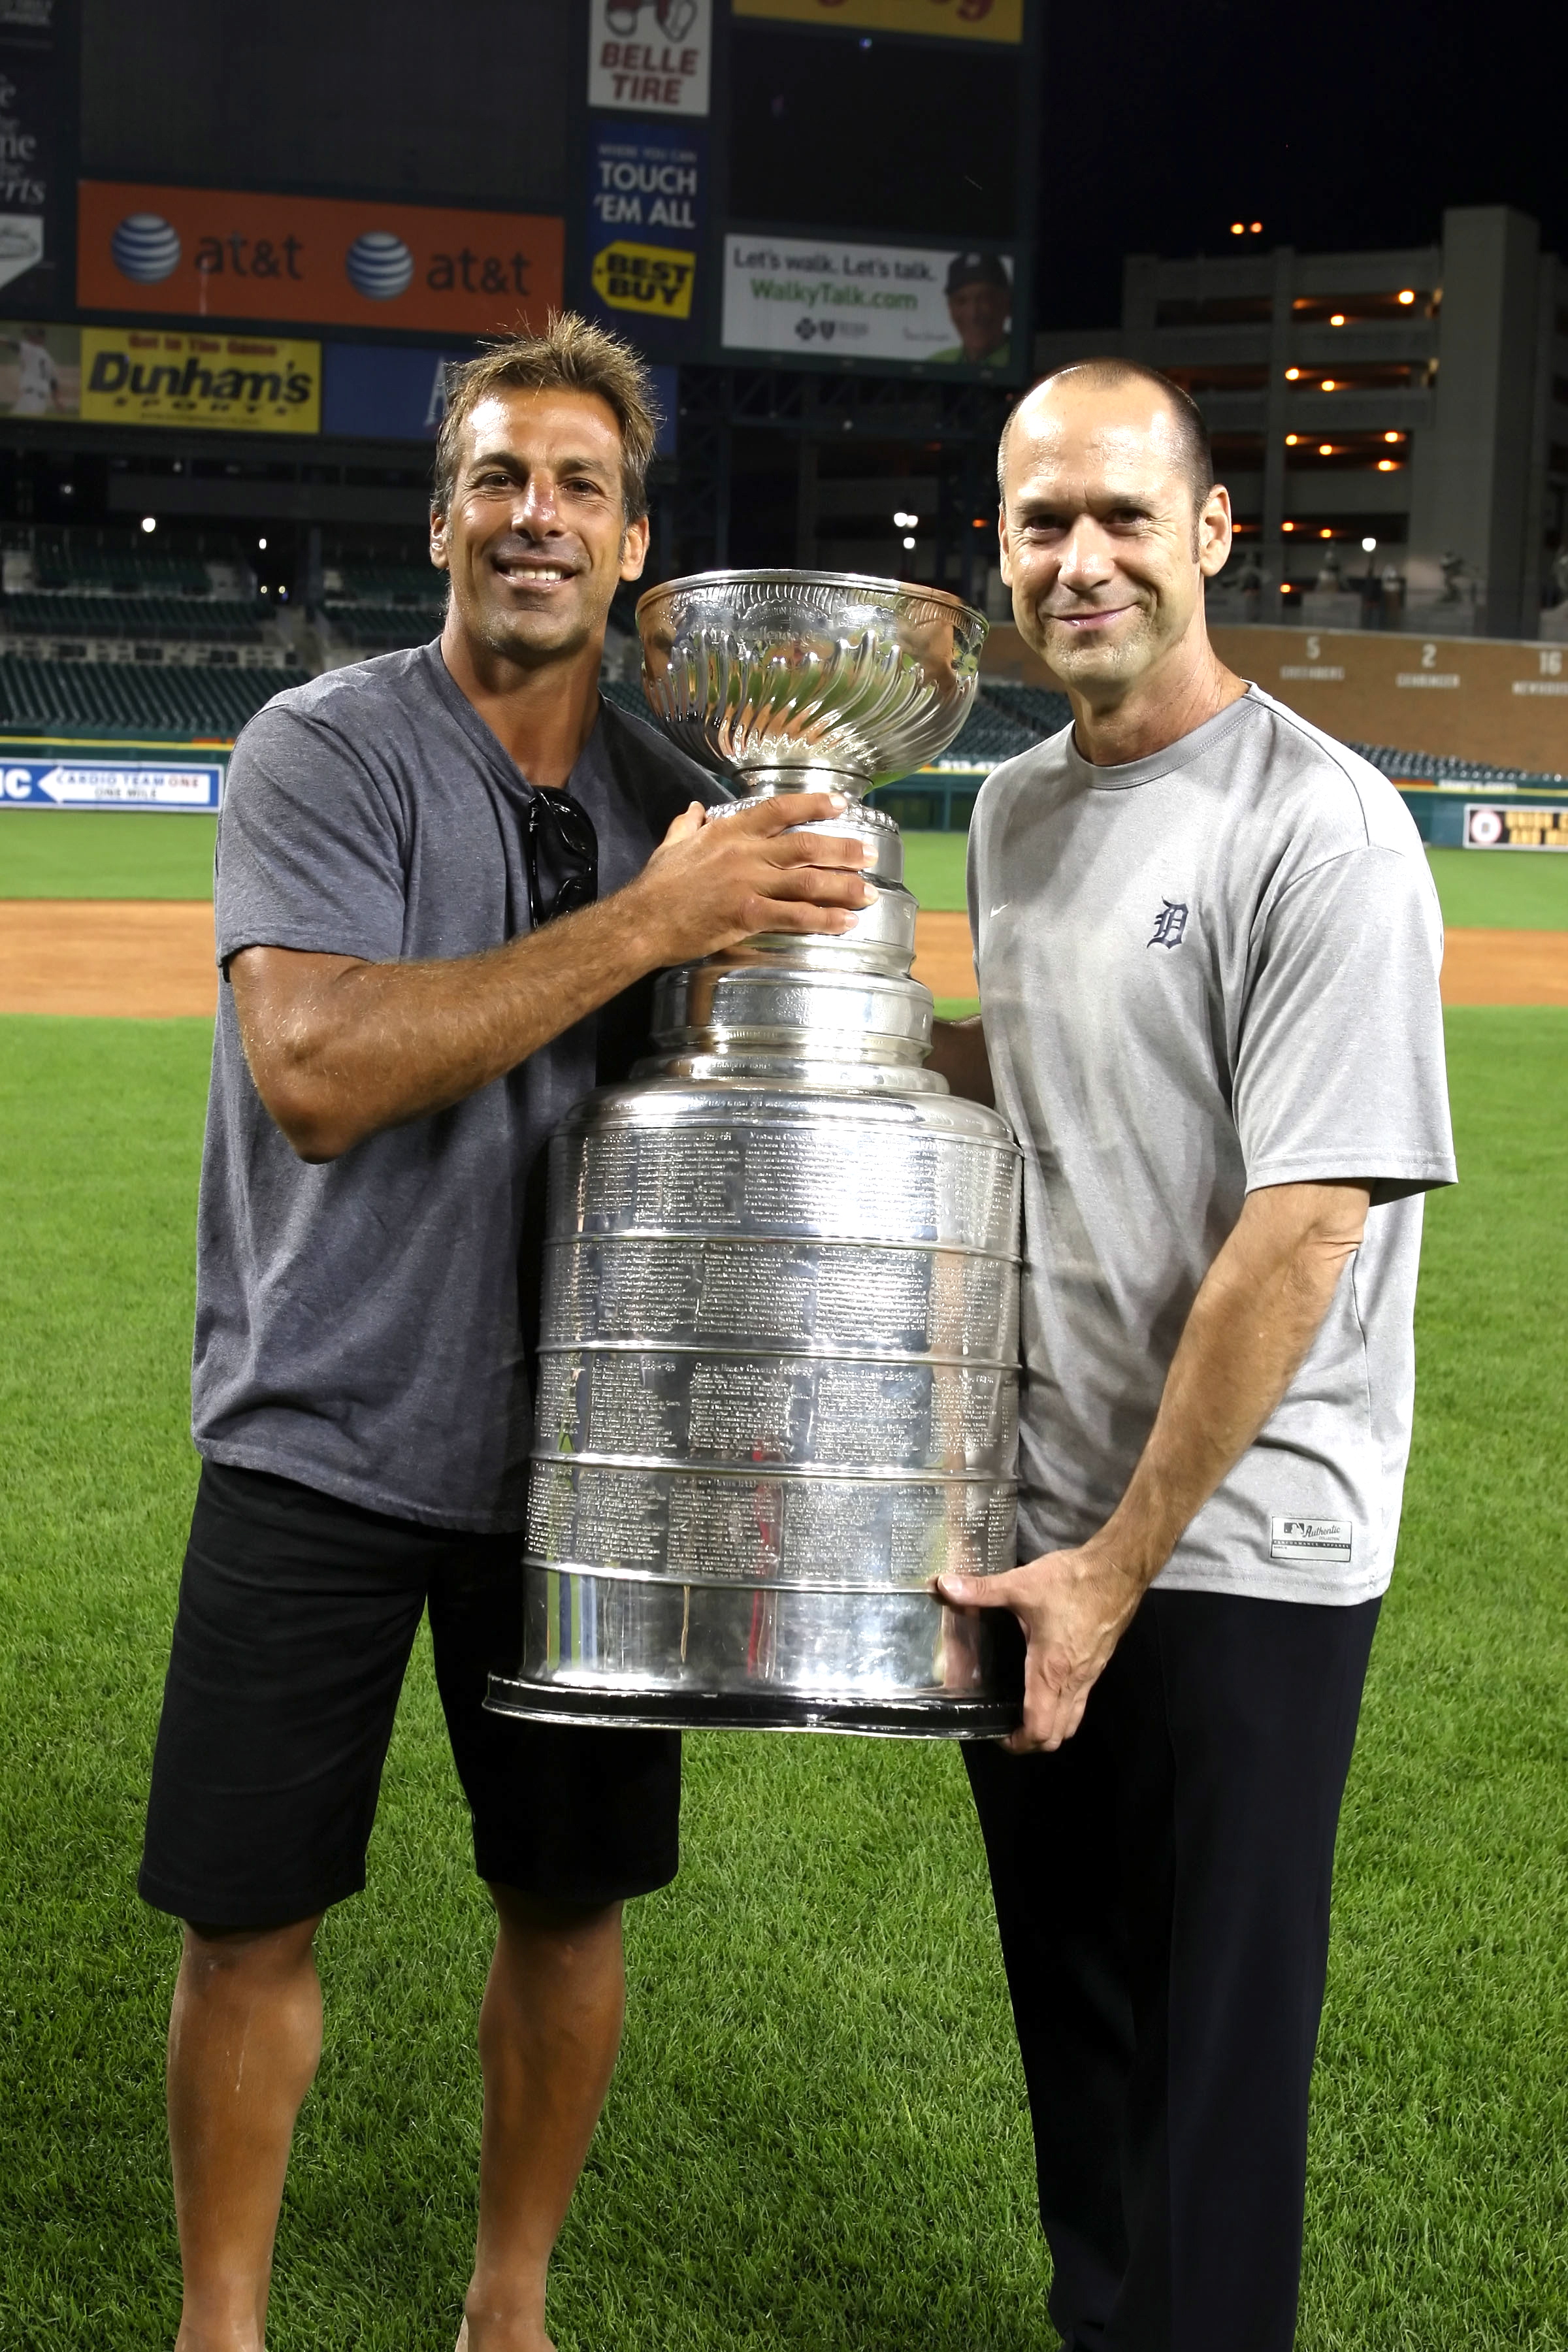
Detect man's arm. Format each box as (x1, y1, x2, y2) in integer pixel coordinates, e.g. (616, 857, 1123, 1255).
(939, 1178, 1371, 1752)
(926, 1013, 994, 1105)
(231, 789, 869, 1162)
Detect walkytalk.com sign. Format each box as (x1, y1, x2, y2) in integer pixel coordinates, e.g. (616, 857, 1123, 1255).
(78, 182, 564, 337)
(721, 237, 1014, 370)
(583, 118, 704, 351)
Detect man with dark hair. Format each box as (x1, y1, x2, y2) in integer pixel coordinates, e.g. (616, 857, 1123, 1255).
(934, 365, 1454, 2350)
(139, 315, 872, 2352)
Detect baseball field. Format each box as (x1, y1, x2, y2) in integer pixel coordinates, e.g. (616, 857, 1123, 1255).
(1, 816, 1565, 2349)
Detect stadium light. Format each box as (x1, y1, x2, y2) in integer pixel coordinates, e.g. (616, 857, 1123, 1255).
(1362, 537, 1377, 552)
(257, 536, 267, 551)
(140, 515, 156, 533)
(902, 535, 916, 550)
(1397, 288, 1415, 304)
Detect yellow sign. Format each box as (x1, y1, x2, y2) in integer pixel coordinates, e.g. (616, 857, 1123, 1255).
(80, 328, 321, 434)
(590, 240, 696, 320)
(1464, 802, 1568, 851)
(732, 0, 1022, 41)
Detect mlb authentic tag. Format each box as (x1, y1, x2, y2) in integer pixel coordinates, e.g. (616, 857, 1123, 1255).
(1271, 1516, 1352, 1565)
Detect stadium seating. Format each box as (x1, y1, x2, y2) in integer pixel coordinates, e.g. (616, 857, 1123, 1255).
(0, 656, 298, 739)
(3, 595, 272, 644)
(1348, 740, 1567, 790)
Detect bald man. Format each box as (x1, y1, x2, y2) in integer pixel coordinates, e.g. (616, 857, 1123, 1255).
(931, 361, 1455, 2352)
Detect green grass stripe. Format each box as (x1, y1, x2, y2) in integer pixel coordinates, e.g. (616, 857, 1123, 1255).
(0, 1009, 1564, 2348)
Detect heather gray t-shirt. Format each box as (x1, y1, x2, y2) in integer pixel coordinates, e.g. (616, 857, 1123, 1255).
(969, 685, 1456, 1604)
(192, 642, 723, 1532)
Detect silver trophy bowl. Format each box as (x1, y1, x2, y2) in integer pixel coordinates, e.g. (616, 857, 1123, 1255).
(486, 570, 1022, 1739)
(636, 567, 988, 795)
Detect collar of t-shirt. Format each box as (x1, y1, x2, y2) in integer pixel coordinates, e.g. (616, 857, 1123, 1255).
(420, 636, 612, 802)
(1060, 681, 1259, 792)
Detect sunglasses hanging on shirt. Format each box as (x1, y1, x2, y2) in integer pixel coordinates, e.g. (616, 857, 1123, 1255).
(524, 789, 599, 930)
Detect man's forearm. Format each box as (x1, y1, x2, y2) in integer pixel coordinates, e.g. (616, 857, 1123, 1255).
(235, 888, 662, 1161)
(1095, 1181, 1371, 1582)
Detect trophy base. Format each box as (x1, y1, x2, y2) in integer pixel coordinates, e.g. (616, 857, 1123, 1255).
(485, 1673, 1020, 1741)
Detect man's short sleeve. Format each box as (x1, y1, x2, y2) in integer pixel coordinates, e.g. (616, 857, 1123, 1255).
(216, 704, 407, 969)
(1235, 843, 1456, 1202)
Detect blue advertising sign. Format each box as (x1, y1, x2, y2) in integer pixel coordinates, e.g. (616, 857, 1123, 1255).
(321, 341, 474, 441)
(0, 755, 223, 810)
(583, 117, 705, 356)
(0, 0, 75, 315)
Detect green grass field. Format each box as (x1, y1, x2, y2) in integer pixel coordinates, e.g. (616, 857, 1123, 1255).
(6, 813, 1568, 932)
(1, 1008, 1564, 2350)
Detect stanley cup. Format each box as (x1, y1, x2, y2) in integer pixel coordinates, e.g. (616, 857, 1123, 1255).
(486, 572, 1024, 1737)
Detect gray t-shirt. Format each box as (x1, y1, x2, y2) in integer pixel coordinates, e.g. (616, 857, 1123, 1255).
(192, 642, 724, 1532)
(968, 684, 1456, 1605)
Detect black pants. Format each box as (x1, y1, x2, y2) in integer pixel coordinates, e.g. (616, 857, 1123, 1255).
(141, 1462, 681, 1928)
(964, 1588, 1379, 2352)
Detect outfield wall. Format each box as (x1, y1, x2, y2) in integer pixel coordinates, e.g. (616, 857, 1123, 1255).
(981, 623, 1568, 775)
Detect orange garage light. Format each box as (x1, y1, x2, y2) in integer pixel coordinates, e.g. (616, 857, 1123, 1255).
(1377, 459, 1399, 471)
(1230, 221, 1244, 235)
(1282, 521, 1296, 532)
(1318, 443, 1333, 455)
(1250, 220, 1262, 233)
(1285, 433, 1299, 446)
(1320, 379, 1336, 391)
(1384, 430, 1401, 443)
(1285, 367, 1301, 380)
(1397, 288, 1415, 304)
(1330, 312, 1346, 325)
(1320, 528, 1332, 538)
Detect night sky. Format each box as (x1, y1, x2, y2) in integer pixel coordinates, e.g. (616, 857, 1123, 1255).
(1037, 1, 1568, 328)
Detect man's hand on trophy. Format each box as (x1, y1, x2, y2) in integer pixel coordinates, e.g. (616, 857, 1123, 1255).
(627, 791, 875, 960)
(938, 1539, 1147, 1756)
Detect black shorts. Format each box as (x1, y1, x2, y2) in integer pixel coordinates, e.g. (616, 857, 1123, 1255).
(140, 1461, 680, 1928)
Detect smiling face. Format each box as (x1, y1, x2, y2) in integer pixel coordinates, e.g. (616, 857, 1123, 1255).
(430, 386, 649, 668)
(998, 376, 1231, 702)
(947, 280, 1011, 362)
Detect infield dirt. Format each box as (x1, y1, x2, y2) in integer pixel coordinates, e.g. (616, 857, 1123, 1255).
(2, 900, 1565, 1016)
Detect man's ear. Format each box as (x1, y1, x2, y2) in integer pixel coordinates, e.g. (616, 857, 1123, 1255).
(1197, 483, 1232, 579)
(618, 512, 651, 583)
(997, 500, 1013, 587)
(429, 505, 450, 573)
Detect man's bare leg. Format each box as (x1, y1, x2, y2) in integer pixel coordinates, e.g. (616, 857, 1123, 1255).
(458, 1889, 627, 2352)
(167, 1914, 325, 2352)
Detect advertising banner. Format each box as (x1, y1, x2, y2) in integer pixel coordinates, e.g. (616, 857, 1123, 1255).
(80, 327, 321, 433)
(0, 315, 77, 412)
(0, 755, 223, 811)
(587, 0, 711, 116)
(78, 182, 564, 336)
(722, 236, 1014, 370)
(0, 0, 74, 311)
(583, 118, 704, 351)
(1464, 802, 1568, 852)
(732, 0, 1022, 40)
(322, 342, 473, 440)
